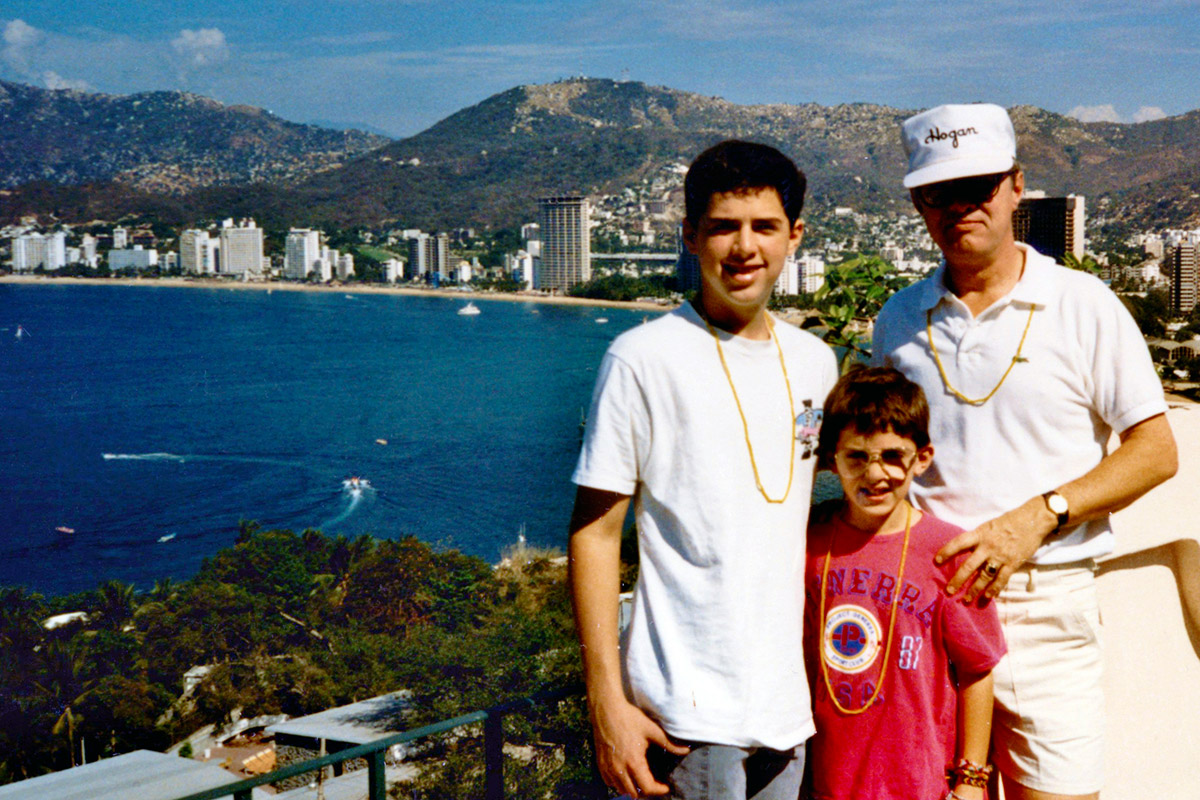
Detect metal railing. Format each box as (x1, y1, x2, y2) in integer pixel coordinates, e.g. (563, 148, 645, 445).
(172, 685, 581, 800)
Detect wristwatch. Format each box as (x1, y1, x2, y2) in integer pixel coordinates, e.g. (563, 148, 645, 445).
(1043, 491, 1069, 532)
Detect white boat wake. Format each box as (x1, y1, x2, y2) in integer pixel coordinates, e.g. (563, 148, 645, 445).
(103, 452, 189, 463)
(321, 477, 374, 529)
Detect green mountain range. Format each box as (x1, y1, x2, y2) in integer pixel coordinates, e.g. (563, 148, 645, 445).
(3, 78, 1199, 233)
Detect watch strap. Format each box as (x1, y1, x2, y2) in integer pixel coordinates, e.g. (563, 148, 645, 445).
(1042, 490, 1069, 531)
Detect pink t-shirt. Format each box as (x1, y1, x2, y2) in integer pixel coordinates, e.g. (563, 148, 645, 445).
(803, 510, 1005, 800)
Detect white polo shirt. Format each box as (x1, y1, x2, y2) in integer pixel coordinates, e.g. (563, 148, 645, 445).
(873, 243, 1167, 564)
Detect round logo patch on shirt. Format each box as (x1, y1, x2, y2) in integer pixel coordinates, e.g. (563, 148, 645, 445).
(822, 604, 883, 674)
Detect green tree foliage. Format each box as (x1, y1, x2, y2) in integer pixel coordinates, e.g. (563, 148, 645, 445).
(815, 255, 909, 370)
(0, 526, 598, 795)
(1120, 289, 1170, 339)
(1061, 253, 1102, 276)
(569, 273, 675, 301)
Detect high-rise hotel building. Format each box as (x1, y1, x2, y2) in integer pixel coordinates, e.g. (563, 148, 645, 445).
(1166, 242, 1199, 317)
(284, 229, 322, 280)
(218, 219, 265, 277)
(537, 195, 590, 292)
(12, 232, 67, 273)
(179, 229, 216, 275)
(1013, 193, 1085, 264)
(405, 232, 449, 281)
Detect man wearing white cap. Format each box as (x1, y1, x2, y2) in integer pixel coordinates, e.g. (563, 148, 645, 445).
(873, 103, 1177, 800)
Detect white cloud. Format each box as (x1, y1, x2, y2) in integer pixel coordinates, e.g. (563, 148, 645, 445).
(1067, 104, 1121, 123)
(2, 18, 43, 76)
(42, 70, 93, 91)
(1132, 105, 1166, 123)
(1067, 104, 1169, 124)
(171, 28, 230, 69)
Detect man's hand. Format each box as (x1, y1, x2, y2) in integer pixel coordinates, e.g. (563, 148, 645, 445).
(935, 496, 1053, 603)
(936, 415, 1178, 603)
(590, 695, 690, 798)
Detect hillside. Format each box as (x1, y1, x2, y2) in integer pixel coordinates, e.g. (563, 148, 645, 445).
(3, 78, 1200, 232)
(0, 80, 390, 194)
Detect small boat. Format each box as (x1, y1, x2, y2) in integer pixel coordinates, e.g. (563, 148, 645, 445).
(595, 317, 609, 324)
(55, 526, 75, 534)
(457, 302, 481, 316)
(158, 533, 176, 543)
(375, 438, 389, 446)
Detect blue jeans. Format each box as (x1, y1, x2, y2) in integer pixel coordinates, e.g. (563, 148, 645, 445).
(648, 741, 806, 800)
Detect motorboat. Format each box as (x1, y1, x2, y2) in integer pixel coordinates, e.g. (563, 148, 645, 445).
(457, 302, 481, 316)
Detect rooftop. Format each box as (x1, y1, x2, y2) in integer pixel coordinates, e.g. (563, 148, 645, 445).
(267, 691, 413, 745)
(0, 750, 269, 800)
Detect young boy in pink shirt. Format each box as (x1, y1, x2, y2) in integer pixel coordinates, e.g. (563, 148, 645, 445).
(804, 367, 1005, 800)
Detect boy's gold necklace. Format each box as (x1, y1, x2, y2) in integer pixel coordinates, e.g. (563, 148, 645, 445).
(818, 504, 911, 715)
(703, 311, 796, 504)
(926, 305, 1035, 406)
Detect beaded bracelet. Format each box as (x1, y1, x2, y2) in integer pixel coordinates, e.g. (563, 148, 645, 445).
(953, 758, 994, 788)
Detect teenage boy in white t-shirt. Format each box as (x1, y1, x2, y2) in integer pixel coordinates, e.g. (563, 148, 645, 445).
(569, 140, 838, 799)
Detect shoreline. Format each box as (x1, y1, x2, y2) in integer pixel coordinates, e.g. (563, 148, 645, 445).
(0, 274, 678, 312)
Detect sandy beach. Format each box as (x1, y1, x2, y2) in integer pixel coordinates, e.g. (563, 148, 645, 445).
(0, 274, 678, 312)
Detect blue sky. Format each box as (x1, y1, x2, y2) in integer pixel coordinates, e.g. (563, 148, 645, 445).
(2, 1, 1198, 137)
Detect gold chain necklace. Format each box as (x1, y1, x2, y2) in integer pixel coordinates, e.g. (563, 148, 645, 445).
(818, 504, 912, 715)
(703, 312, 796, 504)
(926, 305, 1035, 406)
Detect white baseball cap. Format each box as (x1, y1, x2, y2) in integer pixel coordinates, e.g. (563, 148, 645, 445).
(901, 103, 1017, 188)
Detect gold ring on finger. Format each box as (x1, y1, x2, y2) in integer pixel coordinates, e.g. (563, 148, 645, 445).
(983, 561, 1001, 577)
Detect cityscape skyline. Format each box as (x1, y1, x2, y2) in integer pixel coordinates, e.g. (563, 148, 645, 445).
(2, 1, 1199, 138)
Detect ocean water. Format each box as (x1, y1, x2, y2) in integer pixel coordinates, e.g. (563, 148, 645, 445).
(0, 283, 652, 595)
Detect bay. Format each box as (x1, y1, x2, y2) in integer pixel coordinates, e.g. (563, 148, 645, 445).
(0, 283, 649, 595)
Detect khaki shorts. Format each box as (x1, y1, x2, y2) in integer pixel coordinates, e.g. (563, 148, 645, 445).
(991, 561, 1103, 795)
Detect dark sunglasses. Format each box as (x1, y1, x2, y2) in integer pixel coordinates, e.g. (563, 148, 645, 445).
(913, 170, 1016, 209)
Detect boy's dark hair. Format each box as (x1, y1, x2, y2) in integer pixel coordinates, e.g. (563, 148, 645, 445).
(684, 140, 807, 226)
(817, 366, 930, 468)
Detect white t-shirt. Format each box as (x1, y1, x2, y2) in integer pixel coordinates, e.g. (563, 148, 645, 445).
(873, 243, 1167, 564)
(573, 302, 838, 749)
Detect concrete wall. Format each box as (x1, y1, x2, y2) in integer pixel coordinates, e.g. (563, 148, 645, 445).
(1098, 404, 1200, 799)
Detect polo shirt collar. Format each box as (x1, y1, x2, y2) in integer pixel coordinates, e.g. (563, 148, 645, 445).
(920, 242, 1055, 312)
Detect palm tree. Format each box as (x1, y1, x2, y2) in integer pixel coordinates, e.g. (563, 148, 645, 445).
(95, 580, 138, 632)
(34, 639, 95, 767)
(1061, 253, 1102, 275)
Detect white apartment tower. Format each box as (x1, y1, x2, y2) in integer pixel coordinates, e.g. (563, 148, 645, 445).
(798, 253, 826, 294)
(81, 234, 98, 267)
(218, 219, 264, 277)
(405, 233, 449, 281)
(537, 195, 591, 292)
(179, 229, 215, 275)
(13, 232, 67, 273)
(112, 226, 128, 249)
(774, 254, 801, 296)
(284, 229, 322, 280)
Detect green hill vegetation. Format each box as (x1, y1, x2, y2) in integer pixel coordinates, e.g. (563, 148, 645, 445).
(6, 78, 1200, 233)
(0, 524, 612, 798)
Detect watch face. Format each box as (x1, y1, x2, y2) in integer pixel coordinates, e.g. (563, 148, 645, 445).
(1048, 493, 1069, 514)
